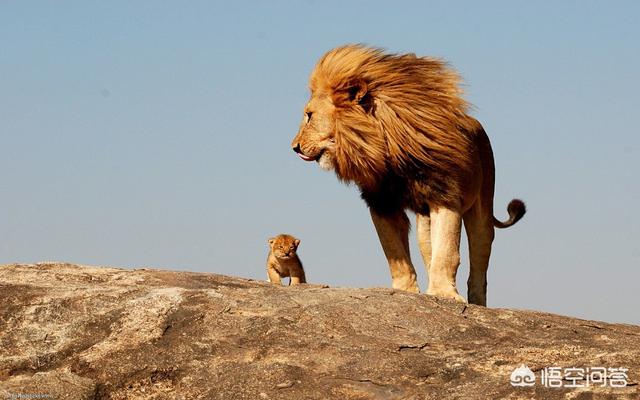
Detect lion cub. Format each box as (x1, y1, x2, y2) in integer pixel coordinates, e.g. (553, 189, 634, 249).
(266, 234, 306, 285)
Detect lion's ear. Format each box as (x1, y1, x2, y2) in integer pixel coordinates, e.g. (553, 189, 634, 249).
(348, 79, 368, 103)
(268, 238, 275, 246)
(333, 79, 369, 108)
(294, 239, 300, 247)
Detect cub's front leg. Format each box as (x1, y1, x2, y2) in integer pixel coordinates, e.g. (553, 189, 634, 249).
(289, 264, 306, 285)
(267, 265, 283, 285)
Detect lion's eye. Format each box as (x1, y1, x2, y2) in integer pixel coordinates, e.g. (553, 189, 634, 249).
(305, 112, 313, 124)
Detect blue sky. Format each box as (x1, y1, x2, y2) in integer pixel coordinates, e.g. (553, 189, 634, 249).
(1, 1, 639, 324)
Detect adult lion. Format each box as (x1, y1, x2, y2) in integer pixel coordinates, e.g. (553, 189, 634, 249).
(291, 45, 525, 306)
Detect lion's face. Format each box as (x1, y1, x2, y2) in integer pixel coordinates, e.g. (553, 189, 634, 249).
(269, 234, 300, 260)
(291, 95, 337, 171)
(292, 83, 389, 189)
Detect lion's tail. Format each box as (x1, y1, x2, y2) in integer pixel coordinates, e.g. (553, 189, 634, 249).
(493, 199, 526, 229)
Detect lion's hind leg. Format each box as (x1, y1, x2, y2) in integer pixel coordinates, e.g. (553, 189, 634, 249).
(425, 207, 466, 303)
(463, 202, 495, 306)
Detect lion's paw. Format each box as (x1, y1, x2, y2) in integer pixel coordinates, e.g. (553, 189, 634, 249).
(427, 287, 467, 303)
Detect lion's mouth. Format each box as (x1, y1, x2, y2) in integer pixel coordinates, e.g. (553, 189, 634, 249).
(297, 153, 316, 162)
(297, 149, 325, 162)
(293, 143, 325, 162)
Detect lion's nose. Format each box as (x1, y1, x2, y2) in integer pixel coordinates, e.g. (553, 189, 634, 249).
(292, 143, 302, 154)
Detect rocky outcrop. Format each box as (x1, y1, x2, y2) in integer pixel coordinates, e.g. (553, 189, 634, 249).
(0, 263, 638, 399)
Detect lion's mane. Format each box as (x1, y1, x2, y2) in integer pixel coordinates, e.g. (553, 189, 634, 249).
(309, 45, 480, 210)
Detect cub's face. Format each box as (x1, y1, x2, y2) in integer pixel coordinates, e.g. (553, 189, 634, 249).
(268, 235, 301, 260)
(291, 95, 337, 171)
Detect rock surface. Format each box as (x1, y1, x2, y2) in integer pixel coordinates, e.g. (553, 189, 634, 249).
(0, 263, 638, 399)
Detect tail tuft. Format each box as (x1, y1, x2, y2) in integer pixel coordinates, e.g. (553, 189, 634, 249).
(494, 199, 526, 229)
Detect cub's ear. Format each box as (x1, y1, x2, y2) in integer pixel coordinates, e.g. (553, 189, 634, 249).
(332, 79, 369, 108)
(268, 238, 275, 246)
(294, 239, 300, 247)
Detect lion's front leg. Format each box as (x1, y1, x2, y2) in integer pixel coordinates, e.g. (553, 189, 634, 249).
(426, 207, 466, 302)
(370, 209, 419, 293)
(267, 267, 282, 285)
(416, 213, 432, 274)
